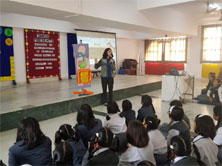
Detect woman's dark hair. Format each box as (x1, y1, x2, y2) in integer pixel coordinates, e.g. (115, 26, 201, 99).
(194, 115, 216, 139)
(77, 104, 97, 130)
(16, 117, 46, 150)
(170, 100, 183, 108)
(144, 116, 160, 131)
(106, 101, 122, 120)
(169, 106, 184, 121)
(102, 48, 112, 59)
(137, 161, 155, 166)
(170, 136, 187, 156)
(53, 142, 73, 166)
(214, 105, 222, 129)
(55, 124, 79, 146)
(122, 100, 132, 112)
(110, 132, 128, 153)
(141, 95, 152, 107)
(97, 127, 114, 147)
(127, 120, 149, 148)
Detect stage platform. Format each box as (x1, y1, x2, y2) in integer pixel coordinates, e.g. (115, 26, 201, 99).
(0, 75, 161, 131)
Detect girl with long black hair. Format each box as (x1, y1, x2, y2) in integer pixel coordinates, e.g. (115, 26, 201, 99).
(95, 48, 116, 105)
(8, 117, 52, 166)
(54, 124, 87, 165)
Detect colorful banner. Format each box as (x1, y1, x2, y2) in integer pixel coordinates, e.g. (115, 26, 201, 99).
(0, 26, 15, 81)
(24, 29, 61, 83)
(73, 44, 92, 89)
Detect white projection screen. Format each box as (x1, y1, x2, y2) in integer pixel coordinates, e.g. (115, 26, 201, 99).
(76, 30, 117, 65)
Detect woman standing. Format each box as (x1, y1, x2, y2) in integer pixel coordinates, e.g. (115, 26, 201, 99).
(95, 48, 116, 105)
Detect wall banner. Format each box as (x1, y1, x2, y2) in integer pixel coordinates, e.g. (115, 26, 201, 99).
(24, 29, 61, 83)
(0, 26, 15, 82)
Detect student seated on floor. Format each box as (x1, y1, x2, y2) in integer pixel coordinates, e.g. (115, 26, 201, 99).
(54, 124, 87, 165)
(137, 95, 156, 122)
(191, 114, 218, 166)
(119, 120, 156, 166)
(143, 116, 168, 165)
(169, 136, 200, 166)
(82, 127, 119, 166)
(201, 73, 215, 94)
(120, 99, 136, 126)
(102, 101, 127, 134)
(76, 104, 102, 148)
(218, 67, 222, 81)
(166, 106, 191, 156)
(8, 117, 52, 166)
(207, 79, 222, 104)
(52, 142, 73, 166)
(213, 105, 222, 163)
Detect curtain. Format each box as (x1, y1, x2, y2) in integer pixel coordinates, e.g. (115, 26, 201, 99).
(145, 40, 163, 61)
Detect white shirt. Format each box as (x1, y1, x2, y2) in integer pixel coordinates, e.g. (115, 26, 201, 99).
(148, 129, 167, 154)
(213, 127, 222, 145)
(93, 147, 109, 156)
(119, 142, 156, 166)
(102, 113, 127, 134)
(173, 156, 187, 164)
(191, 135, 218, 166)
(218, 86, 222, 103)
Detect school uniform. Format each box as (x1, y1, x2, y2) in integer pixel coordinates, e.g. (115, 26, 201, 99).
(67, 138, 87, 165)
(77, 119, 102, 147)
(120, 110, 136, 126)
(172, 156, 200, 166)
(8, 136, 52, 166)
(102, 113, 127, 134)
(167, 121, 190, 147)
(214, 121, 222, 163)
(137, 105, 156, 122)
(119, 142, 156, 166)
(148, 129, 167, 154)
(82, 148, 119, 166)
(191, 135, 218, 166)
(207, 85, 222, 104)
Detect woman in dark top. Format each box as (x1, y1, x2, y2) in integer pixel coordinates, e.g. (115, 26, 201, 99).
(55, 124, 87, 165)
(120, 99, 136, 126)
(77, 104, 102, 147)
(137, 95, 156, 122)
(8, 117, 52, 166)
(94, 48, 116, 105)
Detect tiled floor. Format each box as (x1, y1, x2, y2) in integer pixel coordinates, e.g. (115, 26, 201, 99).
(0, 76, 215, 163)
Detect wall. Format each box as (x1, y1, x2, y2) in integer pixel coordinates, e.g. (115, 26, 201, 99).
(0, 13, 143, 84)
(116, 38, 140, 69)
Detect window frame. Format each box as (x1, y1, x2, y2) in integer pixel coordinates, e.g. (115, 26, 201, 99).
(144, 38, 188, 63)
(201, 24, 222, 63)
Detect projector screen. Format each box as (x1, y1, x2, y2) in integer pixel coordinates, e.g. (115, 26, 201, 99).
(76, 30, 117, 65)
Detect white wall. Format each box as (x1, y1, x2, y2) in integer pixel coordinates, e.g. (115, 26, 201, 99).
(116, 38, 140, 69)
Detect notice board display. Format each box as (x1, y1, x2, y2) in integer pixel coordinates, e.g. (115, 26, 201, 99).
(24, 29, 61, 83)
(0, 26, 15, 82)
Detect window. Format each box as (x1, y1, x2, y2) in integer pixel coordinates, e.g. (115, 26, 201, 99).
(202, 25, 222, 63)
(145, 37, 187, 62)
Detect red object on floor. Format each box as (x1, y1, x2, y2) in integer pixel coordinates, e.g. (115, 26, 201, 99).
(145, 63, 184, 75)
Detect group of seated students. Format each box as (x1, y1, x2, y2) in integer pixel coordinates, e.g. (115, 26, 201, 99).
(197, 69, 222, 105)
(5, 95, 222, 166)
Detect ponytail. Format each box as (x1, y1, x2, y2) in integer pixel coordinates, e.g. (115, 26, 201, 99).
(55, 130, 62, 146)
(213, 105, 222, 130)
(193, 143, 206, 166)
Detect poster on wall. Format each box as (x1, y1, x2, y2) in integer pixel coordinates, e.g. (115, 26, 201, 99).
(0, 26, 16, 84)
(73, 44, 92, 91)
(24, 29, 61, 83)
